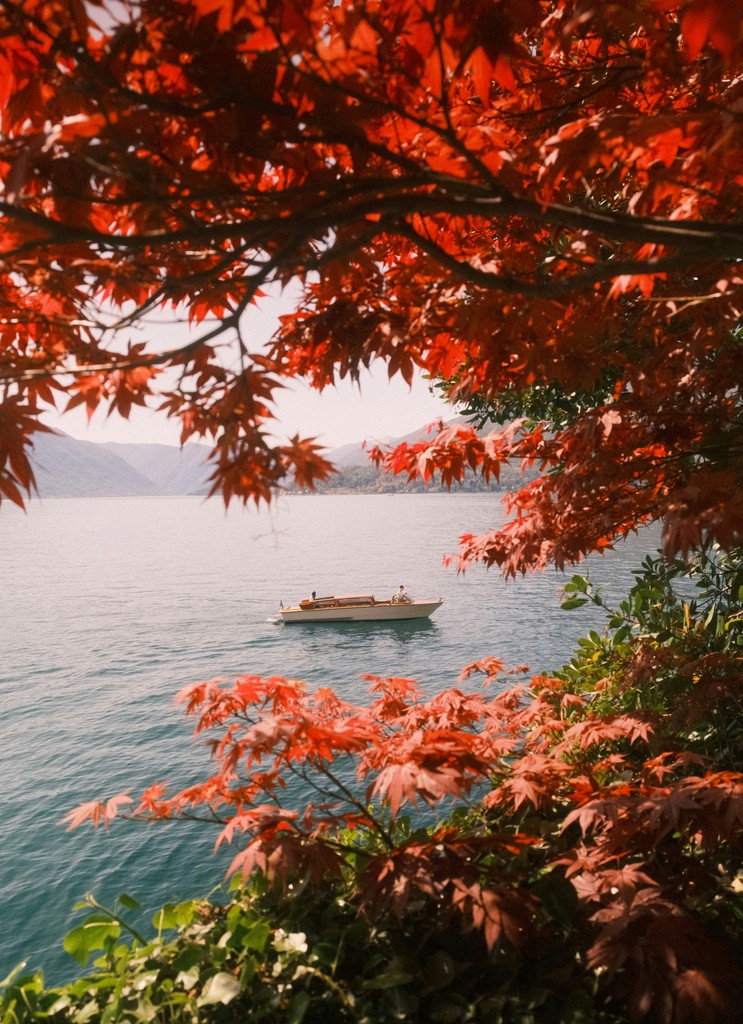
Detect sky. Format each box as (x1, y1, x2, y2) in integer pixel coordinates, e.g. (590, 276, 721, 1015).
(46, 365, 454, 450)
(41, 289, 455, 450)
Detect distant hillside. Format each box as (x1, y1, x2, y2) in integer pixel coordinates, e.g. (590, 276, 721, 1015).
(29, 432, 212, 499)
(311, 461, 532, 495)
(99, 441, 212, 495)
(301, 418, 536, 494)
(28, 419, 528, 499)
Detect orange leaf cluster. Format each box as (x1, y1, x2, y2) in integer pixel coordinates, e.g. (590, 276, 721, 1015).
(65, 663, 743, 1019)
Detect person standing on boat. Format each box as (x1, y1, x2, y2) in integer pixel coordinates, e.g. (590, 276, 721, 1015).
(393, 584, 412, 604)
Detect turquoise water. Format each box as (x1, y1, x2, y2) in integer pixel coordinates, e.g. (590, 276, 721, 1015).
(0, 493, 658, 983)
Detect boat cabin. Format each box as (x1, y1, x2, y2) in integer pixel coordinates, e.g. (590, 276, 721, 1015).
(299, 594, 377, 610)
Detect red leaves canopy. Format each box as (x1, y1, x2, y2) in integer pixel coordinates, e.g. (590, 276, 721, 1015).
(2, 0, 743, 567)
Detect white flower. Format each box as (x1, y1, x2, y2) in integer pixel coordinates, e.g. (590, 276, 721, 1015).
(272, 929, 308, 954)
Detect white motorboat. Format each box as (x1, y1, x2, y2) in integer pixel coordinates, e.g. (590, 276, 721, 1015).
(278, 593, 443, 623)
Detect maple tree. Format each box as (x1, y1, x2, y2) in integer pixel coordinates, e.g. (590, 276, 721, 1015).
(1, 0, 743, 569)
(4, 2, 743, 1021)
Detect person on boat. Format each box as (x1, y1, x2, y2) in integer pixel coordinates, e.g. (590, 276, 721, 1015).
(392, 584, 412, 604)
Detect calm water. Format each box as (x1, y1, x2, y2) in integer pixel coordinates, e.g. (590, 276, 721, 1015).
(0, 493, 659, 984)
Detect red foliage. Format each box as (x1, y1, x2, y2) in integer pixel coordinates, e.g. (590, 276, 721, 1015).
(67, 670, 743, 1020)
(1, 1, 743, 571)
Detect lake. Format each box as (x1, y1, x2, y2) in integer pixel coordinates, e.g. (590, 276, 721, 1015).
(0, 493, 659, 983)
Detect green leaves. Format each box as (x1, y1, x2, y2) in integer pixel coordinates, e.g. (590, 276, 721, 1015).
(62, 917, 121, 967)
(153, 901, 199, 935)
(560, 574, 603, 611)
(435, 372, 621, 434)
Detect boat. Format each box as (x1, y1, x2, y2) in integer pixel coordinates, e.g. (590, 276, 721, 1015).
(277, 592, 443, 623)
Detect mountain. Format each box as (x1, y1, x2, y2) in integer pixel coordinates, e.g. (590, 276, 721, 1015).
(29, 432, 212, 499)
(27, 418, 517, 499)
(307, 417, 529, 494)
(99, 441, 212, 495)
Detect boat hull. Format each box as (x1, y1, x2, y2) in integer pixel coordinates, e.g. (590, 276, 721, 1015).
(279, 599, 442, 623)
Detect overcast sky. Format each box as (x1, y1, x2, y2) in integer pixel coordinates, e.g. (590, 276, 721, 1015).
(41, 289, 455, 450)
(46, 364, 454, 450)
